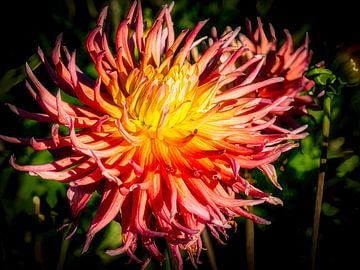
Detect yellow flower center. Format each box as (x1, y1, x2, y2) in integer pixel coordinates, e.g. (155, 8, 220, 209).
(121, 62, 201, 141)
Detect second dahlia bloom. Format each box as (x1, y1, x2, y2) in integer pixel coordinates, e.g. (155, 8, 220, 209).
(2, 2, 308, 268)
(210, 18, 315, 125)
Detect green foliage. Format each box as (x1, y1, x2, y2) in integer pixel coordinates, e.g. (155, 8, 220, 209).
(17, 151, 66, 210)
(321, 202, 339, 217)
(287, 136, 320, 179)
(96, 221, 122, 263)
(306, 66, 346, 97)
(306, 68, 337, 86)
(336, 155, 359, 177)
(0, 54, 40, 99)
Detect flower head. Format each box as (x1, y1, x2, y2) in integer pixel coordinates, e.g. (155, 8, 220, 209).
(2, 2, 308, 268)
(211, 18, 315, 126)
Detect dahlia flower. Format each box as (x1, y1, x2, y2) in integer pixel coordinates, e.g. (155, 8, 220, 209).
(210, 18, 314, 125)
(1, 2, 308, 268)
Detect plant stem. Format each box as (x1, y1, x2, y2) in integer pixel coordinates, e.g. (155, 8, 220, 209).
(201, 227, 218, 270)
(56, 234, 70, 270)
(311, 94, 332, 270)
(245, 203, 255, 270)
(244, 169, 255, 270)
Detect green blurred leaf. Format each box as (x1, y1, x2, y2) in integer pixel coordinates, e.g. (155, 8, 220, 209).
(97, 221, 122, 250)
(60, 90, 83, 106)
(344, 178, 360, 192)
(328, 137, 353, 159)
(84, 63, 98, 79)
(306, 66, 345, 97)
(321, 202, 339, 217)
(306, 67, 336, 86)
(16, 150, 66, 211)
(306, 67, 334, 77)
(314, 73, 336, 86)
(96, 221, 122, 263)
(336, 155, 359, 177)
(328, 137, 344, 154)
(164, 248, 172, 270)
(288, 152, 319, 178)
(287, 136, 320, 178)
(0, 54, 40, 98)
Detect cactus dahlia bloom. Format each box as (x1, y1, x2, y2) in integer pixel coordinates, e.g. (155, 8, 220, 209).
(210, 18, 314, 125)
(1, 2, 308, 269)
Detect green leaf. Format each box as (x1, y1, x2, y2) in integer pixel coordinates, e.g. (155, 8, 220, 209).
(287, 136, 320, 178)
(314, 73, 336, 86)
(306, 66, 343, 97)
(328, 137, 353, 159)
(306, 67, 333, 77)
(96, 221, 122, 263)
(345, 178, 360, 193)
(16, 150, 66, 210)
(60, 90, 83, 106)
(336, 155, 360, 177)
(0, 54, 40, 98)
(164, 248, 172, 270)
(97, 221, 122, 250)
(321, 202, 339, 217)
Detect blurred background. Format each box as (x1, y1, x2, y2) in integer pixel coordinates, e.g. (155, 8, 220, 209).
(0, 0, 359, 269)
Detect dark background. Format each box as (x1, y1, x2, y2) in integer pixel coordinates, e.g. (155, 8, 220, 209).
(0, 1, 359, 270)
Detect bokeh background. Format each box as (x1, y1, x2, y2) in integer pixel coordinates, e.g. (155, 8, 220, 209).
(0, 0, 359, 269)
